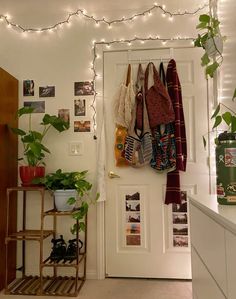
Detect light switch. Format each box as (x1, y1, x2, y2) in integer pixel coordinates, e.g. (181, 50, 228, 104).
(68, 142, 83, 156)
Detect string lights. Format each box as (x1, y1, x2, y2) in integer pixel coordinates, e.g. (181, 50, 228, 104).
(0, 2, 208, 33)
(90, 36, 195, 138)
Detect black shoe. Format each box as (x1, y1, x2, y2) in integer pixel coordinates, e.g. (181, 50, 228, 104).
(49, 235, 67, 263)
(64, 238, 83, 263)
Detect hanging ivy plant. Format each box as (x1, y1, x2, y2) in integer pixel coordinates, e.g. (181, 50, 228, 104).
(194, 14, 225, 78)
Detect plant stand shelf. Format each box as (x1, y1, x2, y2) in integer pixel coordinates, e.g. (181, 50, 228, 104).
(5, 275, 85, 296)
(5, 186, 87, 297)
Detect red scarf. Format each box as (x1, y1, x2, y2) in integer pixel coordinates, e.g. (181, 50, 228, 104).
(165, 59, 187, 205)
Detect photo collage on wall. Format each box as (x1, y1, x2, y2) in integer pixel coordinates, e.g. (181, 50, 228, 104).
(125, 192, 141, 246)
(172, 191, 189, 248)
(22, 79, 94, 133)
(23, 80, 56, 114)
(73, 81, 94, 133)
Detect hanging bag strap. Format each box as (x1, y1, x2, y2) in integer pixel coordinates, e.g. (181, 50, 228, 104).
(132, 63, 150, 138)
(144, 62, 159, 92)
(126, 64, 131, 86)
(159, 62, 166, 87)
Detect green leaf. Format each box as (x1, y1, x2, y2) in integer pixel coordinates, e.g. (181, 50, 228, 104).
(10, 127, 26, 136)
(206, 61, 219, 78)
(194, 36, 201, 47)
(202, 135, 207, 149)
(212, 115, 222, 129)
(67, 197, 76, 205)
(212, 18, 220, 28)
(17, 106, 34, 117)
(211, 104, 221, 119)
(199, 14, 210, 23)
(196, 22, 208, 30)
(201, 52, 210, 66)
(201, 33, 209, 45)
(231, 116, 236, 132)
(42, 114, 69, 132)
(232, 88, 236, 101)
(79, 222, 86, 232)
(222, 112, 232, 126)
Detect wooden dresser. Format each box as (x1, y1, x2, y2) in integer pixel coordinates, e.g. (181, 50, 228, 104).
(0, 67, 18, 290)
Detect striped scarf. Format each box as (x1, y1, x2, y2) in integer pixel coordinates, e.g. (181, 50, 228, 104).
(165, 59, 187, 205)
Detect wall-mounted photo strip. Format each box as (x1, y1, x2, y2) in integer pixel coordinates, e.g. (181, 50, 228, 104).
(172, 191, 187, 213)
(126, 192, 140, 201)
(172, 213, 188, 224)
(126, 201, 140, 212)
(126, 212, 140, 223)
(74, 99, 86, 116)
(126, 235, 141, 246)
(24, 101, 45, 113)
(74, 81, 94, 96)
(173, 236, 188, 247)
(173, 225, 188, 236)
(126, 223, 141, 235)
(125, 191, 141, 246)
(74, 120, 91, 132)
(23, 80, 34, 96)
(39, 86, 55, 97)
(58, 109, 70, 125)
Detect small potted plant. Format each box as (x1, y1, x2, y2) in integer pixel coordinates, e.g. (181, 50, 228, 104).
(34, 169, 99, 233)
(194, 13, 225, 78)
(10, 107, 69, 185)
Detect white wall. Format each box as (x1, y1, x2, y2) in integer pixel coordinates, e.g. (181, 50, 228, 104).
(1, 0, 234, 278)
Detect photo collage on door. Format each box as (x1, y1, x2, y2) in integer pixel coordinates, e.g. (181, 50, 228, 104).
(125, 192, 141, 246)
(172, 191, 189, 248)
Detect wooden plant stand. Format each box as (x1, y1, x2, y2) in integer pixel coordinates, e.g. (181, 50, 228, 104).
(5, 186, 87, 296)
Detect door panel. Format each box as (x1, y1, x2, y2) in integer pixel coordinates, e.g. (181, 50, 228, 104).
(104, 47, 209, 278)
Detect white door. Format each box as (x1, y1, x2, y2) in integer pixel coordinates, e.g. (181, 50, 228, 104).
(104, 46, 209, 278)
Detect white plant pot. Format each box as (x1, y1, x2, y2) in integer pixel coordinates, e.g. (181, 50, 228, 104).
(204, 36, 223, 58)
(54, 189, 77, 211)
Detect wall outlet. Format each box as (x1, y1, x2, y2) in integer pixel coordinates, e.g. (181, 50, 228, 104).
(68, 142, 83, 156)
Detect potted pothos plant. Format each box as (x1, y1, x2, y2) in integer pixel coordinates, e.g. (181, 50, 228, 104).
(10, 107, 69, 186)
(34, 169, 99, 233)
(194, 13, 225, 78)
(195, 12, 236, 204)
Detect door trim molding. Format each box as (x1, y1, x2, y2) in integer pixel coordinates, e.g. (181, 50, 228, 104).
(96, 201, 105, 279)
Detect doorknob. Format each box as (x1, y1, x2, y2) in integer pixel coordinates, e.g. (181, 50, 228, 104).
(108, 171, 120, 179)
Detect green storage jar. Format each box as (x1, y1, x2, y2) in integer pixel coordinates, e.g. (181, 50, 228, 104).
(216, 131, 236, 205)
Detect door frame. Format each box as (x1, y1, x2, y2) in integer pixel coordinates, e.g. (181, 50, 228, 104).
(95, 41, 217, 279)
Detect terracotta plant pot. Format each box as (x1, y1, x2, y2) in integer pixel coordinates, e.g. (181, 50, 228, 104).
(19, 166, 45, 186)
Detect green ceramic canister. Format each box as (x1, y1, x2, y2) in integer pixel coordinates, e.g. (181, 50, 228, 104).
(216, 131, 236, 204)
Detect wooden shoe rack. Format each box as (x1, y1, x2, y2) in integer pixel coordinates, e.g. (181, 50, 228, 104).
(5, 186, 87, 296)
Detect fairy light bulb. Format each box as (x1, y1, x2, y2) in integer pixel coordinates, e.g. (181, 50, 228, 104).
(22, 31, 28, 38)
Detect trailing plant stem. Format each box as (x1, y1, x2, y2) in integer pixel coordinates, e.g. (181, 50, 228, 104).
(220, 103, 236, 115)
